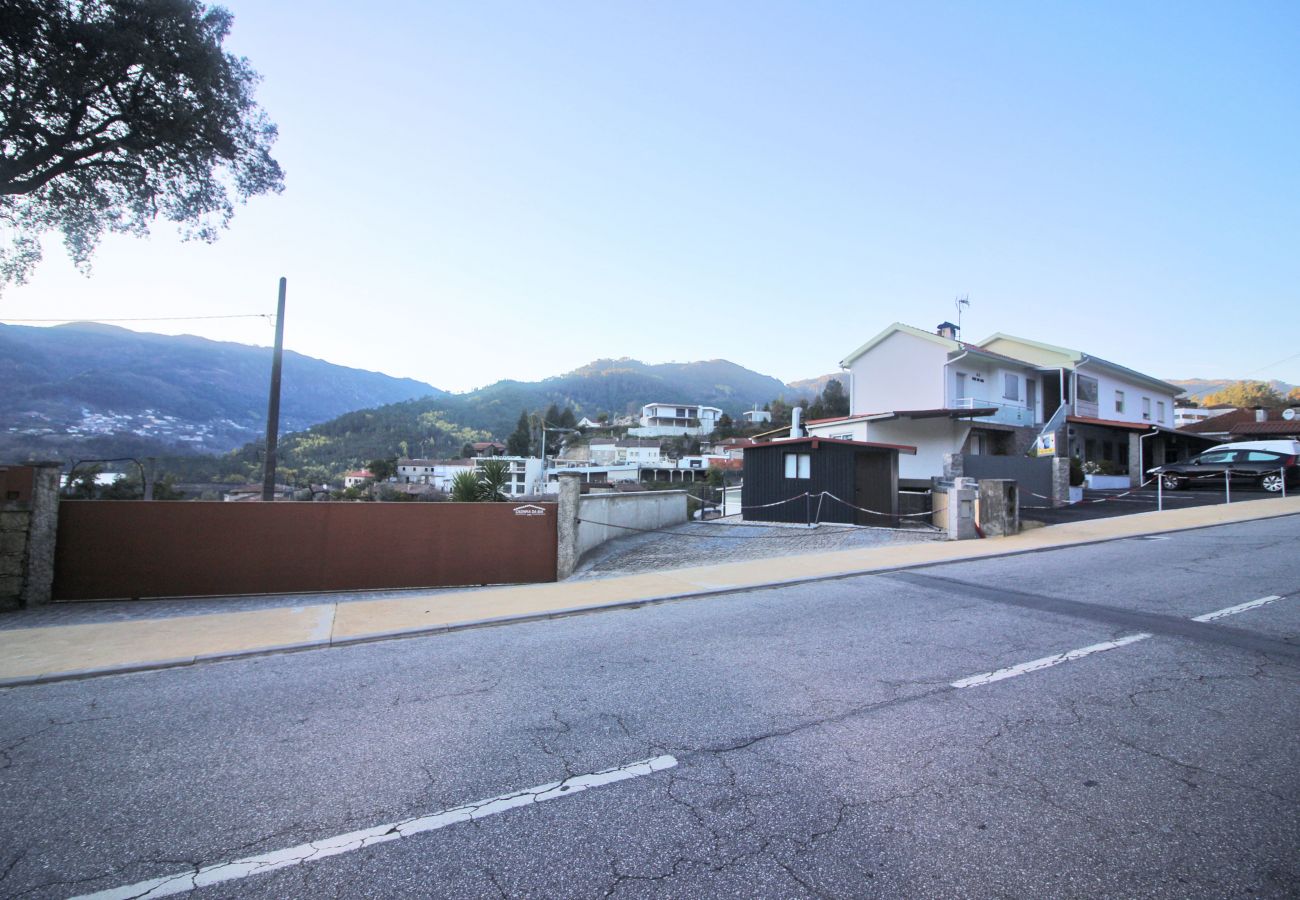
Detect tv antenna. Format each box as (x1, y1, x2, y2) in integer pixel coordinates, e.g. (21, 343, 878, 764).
(954, 294, 970, 338)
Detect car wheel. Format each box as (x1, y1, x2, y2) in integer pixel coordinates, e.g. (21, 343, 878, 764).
(1160, 473, 1183, 490)
(1261, 472, 1284, 492)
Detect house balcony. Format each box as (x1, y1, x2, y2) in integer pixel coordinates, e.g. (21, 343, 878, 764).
(954, 397, 1038, 427)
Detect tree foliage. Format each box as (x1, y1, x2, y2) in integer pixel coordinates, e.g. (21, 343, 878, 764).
(1200, 380, 1284, 409)
(506, 410, 531, 457)
(366, 457, 396, 482)
(0, 0, 284, 287)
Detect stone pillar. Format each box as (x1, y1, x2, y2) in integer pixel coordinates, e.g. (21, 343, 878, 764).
(977, 478, 1020, 537)
(943, 453, 963, 481)
(0, 462, 60, 609)
(556, 472, 582, 580)
(1127, 435, 1144, 488)
(945, 479, 978, 540)
(1051, 457, 1070, 507)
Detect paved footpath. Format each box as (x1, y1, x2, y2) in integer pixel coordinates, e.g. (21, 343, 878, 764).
(2, 496, 1297, 687)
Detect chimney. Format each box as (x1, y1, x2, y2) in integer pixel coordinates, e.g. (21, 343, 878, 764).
(791, 406, 805, 438)
(1255, 407, 1268, 423)
(937, 321, 958, 340)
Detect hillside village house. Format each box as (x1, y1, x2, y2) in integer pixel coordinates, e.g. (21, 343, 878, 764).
(628, 403, 723, 438)
(741, 408, 772, 425)
(1177, 407, 1300, 444)
(343, 469, 372, 488)
(396, 456, 544, 496)
(803, 322, 1189, 486)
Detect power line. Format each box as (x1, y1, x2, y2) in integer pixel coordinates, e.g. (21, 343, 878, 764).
(0, 313, 273, 323)
(1243, 348, 1300, 377)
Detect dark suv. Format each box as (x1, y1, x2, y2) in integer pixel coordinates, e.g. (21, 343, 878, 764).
(1148, 448, 1298, 492)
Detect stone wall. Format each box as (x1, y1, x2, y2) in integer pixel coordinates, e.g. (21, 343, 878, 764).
(0, 463, 60, 609)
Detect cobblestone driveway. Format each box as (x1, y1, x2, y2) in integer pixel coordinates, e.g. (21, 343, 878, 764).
(570, 516, 942, 579)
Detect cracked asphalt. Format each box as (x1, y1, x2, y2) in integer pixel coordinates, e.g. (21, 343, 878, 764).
(1, 516, 1297, 898)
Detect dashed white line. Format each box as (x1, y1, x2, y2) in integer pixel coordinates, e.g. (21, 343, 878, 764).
(950, 633, 1152, 689)
(71, 755, 678, 900)
(1191, 595, 1284, 622)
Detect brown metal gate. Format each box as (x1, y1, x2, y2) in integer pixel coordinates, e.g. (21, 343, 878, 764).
(52, 501, 558, 601)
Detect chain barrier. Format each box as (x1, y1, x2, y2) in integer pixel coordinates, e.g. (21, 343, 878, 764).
(1021, 466, 1292, 510)
(577, 490, 942, 537)
(573, 518, 872, 540)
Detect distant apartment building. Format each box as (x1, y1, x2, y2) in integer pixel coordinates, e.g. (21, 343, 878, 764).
(628, 403, 723, 438)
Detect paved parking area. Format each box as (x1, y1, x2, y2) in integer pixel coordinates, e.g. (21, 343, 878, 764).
(1022, 484, 1291, 526)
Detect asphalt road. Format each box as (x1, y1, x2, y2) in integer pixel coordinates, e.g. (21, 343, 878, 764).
(1, 516, 1297, 898)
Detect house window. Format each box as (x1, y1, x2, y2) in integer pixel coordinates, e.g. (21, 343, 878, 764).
(1142, 397, 1151, 420)
(830, 433, 853, 440)
(784, 453, 811, 479)
(1076, 375, 1099, 404)
(1115, 391, 1125, 413)
(1003, 373, 1019, 401)
(1156, 401, 1165, 423)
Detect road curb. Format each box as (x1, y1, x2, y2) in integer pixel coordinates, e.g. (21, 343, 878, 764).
(5, 504, 1298, 688)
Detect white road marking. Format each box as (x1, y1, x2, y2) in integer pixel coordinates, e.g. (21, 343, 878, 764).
(1191, 595, 1284, 622)
(950, 634, 1152, 689)
(71, 755, 678, 900)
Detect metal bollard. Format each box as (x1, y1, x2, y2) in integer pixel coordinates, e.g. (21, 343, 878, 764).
(1225, 468, 1231, 504)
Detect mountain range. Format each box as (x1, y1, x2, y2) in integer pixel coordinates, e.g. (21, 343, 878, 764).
(1164, 378, 1296, 402)
(0, 323, 443, 460)
(0, 325, 800, 466)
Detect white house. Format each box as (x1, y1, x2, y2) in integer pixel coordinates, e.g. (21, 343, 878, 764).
(741, 408, 772, 425)
(615, 438, 662, 465)
(396, 458, 474, 491)
(628, 403, 723, 438)
(343, 469, 372, 488)
(1174, 405, 1234, 429)
(805, 322, 1183, 484)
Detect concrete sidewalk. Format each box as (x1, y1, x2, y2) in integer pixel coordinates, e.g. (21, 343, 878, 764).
(3, 496, 1298, 687)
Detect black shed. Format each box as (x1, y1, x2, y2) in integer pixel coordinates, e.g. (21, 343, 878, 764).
(741, 437, 916, 526)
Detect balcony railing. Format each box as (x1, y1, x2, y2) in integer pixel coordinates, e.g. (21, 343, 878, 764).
(954, 397, 1037, 427)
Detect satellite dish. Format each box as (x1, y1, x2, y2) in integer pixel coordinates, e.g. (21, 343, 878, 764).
(1284, 407, 1297, 420)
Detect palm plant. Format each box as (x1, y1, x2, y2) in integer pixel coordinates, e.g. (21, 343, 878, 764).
(476, 459, 511, 502)
(449, 470, 482, 502)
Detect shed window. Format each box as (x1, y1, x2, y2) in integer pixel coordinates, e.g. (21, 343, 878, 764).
(1003, 373, 1019, 401)
(784, 453, 811, 479)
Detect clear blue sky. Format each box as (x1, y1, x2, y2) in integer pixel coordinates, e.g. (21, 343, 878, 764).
(4, 1, 1298, 392)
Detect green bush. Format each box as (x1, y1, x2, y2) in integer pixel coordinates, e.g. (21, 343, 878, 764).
(1069, 456, 1084, 487)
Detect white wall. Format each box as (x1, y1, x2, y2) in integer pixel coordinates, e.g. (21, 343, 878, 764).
(805, 416, 967, 480)
(848, 330, 949, 415)
(575, 491, 688, 561)
(1077, 365, 1177, 427)
(865, 418, 971, 481)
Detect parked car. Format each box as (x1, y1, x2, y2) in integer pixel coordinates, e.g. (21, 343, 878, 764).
(1148, 447, 1298, 492)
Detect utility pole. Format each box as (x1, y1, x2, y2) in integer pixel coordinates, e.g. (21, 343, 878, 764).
(261, 277, 287, 502)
